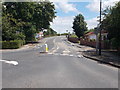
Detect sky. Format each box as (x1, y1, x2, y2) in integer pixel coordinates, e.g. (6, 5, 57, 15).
(50, 0, 119, 34)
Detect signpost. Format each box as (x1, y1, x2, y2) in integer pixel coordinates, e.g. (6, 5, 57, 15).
(99, 0, 102, 55)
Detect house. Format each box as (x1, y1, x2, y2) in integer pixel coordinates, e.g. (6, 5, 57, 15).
(85, 30, 108, 41)
(80, 30, 109, 49)
(35, 32, 44, 40)
(85, 32, 96, 40)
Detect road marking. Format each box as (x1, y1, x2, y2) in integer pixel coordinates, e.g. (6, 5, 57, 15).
(48, 53, 53, 54)
(63, 50, 70, 53)
(69, 55, 74, 57)
(53, 38, 56, 43)
(49, 38, 57, 53)
(0, 59, 18, 66)
(60, 53, 69, 56)
(50, 43, 59, 54)
(77, 55, 83, 58)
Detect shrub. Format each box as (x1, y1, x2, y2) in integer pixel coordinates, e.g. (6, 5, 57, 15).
(70, 34, 78, 38)
(1, 40, 25, 49)
(111, 38, 120, 50)
(90, 39, 96, 42)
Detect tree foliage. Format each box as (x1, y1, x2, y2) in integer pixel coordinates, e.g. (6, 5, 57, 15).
(43, 28, 57, 36)
(72, 14, 87, 38)
(2, 2, 56, 42)
(102, 1, 120, 49)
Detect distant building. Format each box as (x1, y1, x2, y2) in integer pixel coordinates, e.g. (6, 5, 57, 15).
(36, 32, 44, 40)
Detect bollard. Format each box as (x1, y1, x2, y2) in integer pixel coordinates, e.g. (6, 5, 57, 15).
(45, 44, 48, 52)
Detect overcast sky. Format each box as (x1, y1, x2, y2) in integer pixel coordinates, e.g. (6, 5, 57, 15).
(50, 0, 119, 34)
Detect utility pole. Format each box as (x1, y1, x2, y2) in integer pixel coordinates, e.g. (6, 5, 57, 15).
(66, 30, 68, 38)
(99, 0, 102, 55)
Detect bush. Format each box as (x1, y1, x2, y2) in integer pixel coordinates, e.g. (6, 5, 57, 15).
(0, 40, 25, 49)
(111, 38, 120, 50)
(90, 39, 95, 42)
(70, 34, 78, 38)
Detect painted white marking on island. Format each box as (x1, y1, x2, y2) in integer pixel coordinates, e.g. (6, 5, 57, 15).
(0, 60, 18, 66)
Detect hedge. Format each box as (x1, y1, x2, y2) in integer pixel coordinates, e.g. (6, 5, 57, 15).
(0, 40, 25, 49)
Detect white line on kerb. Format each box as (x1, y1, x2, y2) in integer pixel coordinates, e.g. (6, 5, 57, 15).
(0, 59, 18, 66)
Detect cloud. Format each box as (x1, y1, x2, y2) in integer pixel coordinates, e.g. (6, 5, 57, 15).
(53, 3, 59, 9)
(53, 1, 80, 13)
(86, 0, 119, 12)
(86, 17, 99, 29)
(51, 16, 100, 33)
(51, 16, 99, 33)
(50, 16, 74, 33)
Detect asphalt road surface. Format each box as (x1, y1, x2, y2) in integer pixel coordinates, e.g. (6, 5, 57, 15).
(2, 36, 118, 88)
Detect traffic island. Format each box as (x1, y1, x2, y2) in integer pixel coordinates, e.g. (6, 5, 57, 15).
(39, 52, 48, 54)
(82, 50, 120, 68)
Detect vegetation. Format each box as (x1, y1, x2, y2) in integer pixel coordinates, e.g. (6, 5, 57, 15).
(102, 1, 120, 50)
(43, 28, 57, 37)
(2, 2, 56, 48)
(72, 14, 87, 38)
(70, 34, 78, 38)
(2, 2, 56, 42)
(1, 40, 25, 49)
(60, 33, 68, 36)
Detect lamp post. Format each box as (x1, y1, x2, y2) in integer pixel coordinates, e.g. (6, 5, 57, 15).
(99, 0, 102, 55)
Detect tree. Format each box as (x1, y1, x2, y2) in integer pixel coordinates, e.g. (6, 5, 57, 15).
(33, 2, 56, 31)
(72, 14, 87, 38)
(2, 12, 25, 41)
(43, 28, 57, 36)
(2, 2, 56, 42)
(102, 1, 120, 49)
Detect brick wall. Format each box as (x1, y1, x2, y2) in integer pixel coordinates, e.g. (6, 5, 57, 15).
(68, 37, 79, 43)
(80, 38, 108, 49)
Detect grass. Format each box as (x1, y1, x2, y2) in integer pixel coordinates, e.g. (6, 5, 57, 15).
(70, 34, 78, 38)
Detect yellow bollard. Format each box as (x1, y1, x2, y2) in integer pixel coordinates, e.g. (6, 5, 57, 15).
(45, 44, 48, 52)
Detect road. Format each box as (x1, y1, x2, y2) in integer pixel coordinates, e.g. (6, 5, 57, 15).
(2, 36, 118, 88)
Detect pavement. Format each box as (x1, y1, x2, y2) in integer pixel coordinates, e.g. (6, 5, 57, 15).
(0, 38, 47, 52)
(67, 39, 120, 68)
(1, 36, 118, 88)
(82, 50, 120, 68)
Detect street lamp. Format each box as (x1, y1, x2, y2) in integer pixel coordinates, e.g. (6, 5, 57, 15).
(99, 0, 102, 55)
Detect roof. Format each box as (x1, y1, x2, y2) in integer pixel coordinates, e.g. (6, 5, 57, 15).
(85, 30, 108, 36)
(85, 32, 94, 36)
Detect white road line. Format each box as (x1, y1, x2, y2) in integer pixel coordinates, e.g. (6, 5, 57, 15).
(77, 55, 83, 58)
(53, 38, 56, 43)
(48, 53, 53, 55)
(60, 54, 69, 56)
(0, 59, 18, 66)
(69, 55, 74, 57)
(49, 38, 57, 52)
(63, 50, 70, 53)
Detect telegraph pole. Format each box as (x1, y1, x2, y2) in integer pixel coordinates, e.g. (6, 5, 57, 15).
(99, 0, 102, 55)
